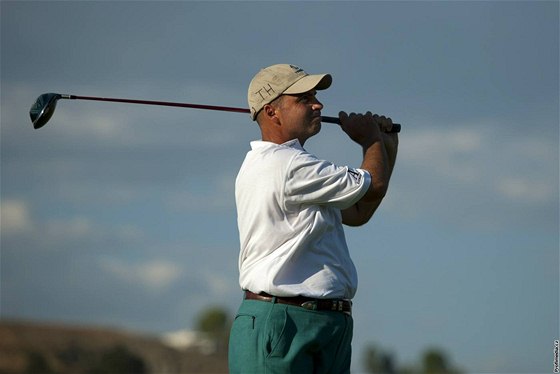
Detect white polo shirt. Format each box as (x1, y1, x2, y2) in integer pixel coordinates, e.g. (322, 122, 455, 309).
(235, 139, 371, 299)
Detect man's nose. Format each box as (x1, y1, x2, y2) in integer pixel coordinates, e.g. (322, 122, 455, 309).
(312, 99, 323, 110)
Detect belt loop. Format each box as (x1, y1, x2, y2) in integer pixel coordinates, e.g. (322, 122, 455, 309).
(271, 296, 277, 304)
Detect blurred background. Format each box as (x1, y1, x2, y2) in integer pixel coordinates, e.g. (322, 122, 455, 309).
(1, 1, 558, 373)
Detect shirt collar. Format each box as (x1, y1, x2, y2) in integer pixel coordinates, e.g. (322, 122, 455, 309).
(250, 139, 303, 150)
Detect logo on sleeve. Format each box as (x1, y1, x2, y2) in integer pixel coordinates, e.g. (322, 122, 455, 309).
(348, 169, 362, 184)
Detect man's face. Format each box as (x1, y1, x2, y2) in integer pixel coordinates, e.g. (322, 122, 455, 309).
(275, 90, 324, 145)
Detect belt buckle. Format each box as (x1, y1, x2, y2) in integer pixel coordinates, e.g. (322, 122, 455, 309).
(301, 301, 318, 310)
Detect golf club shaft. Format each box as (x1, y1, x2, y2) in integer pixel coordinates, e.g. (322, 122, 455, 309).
(62, 95, 401, 131)
(64, 94, 250, 114)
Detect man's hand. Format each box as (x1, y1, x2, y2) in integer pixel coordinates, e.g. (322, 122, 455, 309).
(338, 111, 382, 147)
(339, 111, 396, 144)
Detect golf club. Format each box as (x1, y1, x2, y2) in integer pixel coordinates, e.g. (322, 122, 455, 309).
(29, 93, 401, 133)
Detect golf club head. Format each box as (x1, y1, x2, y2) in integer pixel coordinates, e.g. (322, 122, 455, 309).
(30, 93, 61, 129)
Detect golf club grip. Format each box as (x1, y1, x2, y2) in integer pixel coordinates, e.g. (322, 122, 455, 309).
(321, 116, 401, 133)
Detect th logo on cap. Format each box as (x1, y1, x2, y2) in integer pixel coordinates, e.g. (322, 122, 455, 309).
(255, 84, 275, 100)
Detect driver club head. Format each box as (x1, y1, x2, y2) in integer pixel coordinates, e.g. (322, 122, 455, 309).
(30, 93, 62, 129)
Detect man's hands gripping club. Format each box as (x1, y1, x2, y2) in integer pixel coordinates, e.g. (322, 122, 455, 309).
(339, 111, 399, 226)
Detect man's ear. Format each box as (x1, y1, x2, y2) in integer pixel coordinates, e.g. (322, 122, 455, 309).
(263, 104, 280, 125)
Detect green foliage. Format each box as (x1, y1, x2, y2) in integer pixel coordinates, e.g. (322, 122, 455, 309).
(363, 344, 396, 374)
(56, 342, 96, 368)
(25, 351, 57, 374)
(422, 349, 450, 374)
(196, 306, 232, 354)
(196, 306, 231, 336)
(87, 345, 146, 374)
(363, 344, 462, 374)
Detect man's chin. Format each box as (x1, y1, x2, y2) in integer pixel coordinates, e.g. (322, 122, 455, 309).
(311, 122, 322, 136)
(313, 116, 323, 127)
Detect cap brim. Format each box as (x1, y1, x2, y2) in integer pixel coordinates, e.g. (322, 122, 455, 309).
(283, 74, 332, 95)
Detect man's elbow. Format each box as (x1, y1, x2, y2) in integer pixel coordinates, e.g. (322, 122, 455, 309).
(344, 218, 370, 227)
(362, 182, 388, 203)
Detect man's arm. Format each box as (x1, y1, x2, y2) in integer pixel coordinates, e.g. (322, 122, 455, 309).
(338, 112, 398, 226)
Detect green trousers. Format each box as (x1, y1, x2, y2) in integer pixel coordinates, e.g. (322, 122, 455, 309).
(228, 297, 353, 374)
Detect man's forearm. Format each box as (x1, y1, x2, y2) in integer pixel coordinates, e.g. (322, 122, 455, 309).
(341, 141, 395, 226)
(360, 139, 391, 202)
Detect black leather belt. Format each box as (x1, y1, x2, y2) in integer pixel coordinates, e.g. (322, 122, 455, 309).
(244, 290, 352, 314)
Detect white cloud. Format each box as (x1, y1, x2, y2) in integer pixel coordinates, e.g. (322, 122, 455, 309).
(399, 121, 557, 198)
(0, 199, 145, 253)
(399, 127, 484, 183)
(116, 225, 145, 242)
(495, 177, 555, 203)
(99, 258, 182, 291)
(1, 199, 33, 235)
(400, 128, 481, 156)
(204, 273, 239, 297)
(164, 174, 235, 212)
(45, 216, 93, 239)
(39, 216, 144, 249)
(47, 106, 141, 146)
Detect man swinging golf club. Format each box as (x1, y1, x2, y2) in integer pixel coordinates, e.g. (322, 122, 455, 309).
(229, 64, 399, 373)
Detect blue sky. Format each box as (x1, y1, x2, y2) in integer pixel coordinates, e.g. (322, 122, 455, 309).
(1, 1, 558, 373)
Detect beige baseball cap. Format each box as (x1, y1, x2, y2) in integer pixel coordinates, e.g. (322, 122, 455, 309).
(248, 64, 332, 120)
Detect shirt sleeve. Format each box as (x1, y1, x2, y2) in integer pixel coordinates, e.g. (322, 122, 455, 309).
(284, 151, 371, 209)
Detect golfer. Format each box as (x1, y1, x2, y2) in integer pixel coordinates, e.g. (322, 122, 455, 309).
(229, 64, 398, 373)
